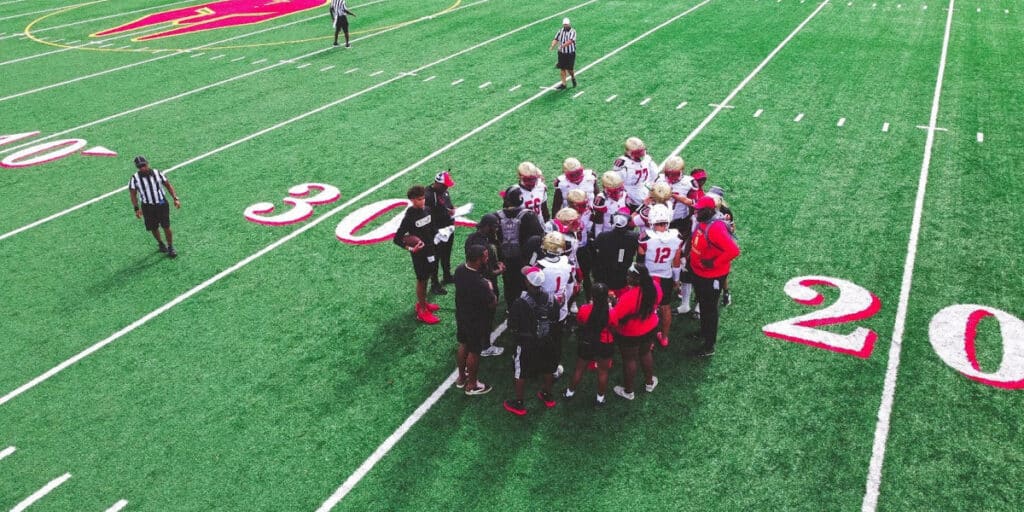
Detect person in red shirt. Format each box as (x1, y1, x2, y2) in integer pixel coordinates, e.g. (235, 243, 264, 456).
(608, 263, 661, 400)
(688, 196, 741, 356)
(563, 283, 615, 406)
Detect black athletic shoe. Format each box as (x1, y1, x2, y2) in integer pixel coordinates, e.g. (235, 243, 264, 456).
(167, 246, 178, 259)
(157, 242, 168, 253)
(345, 42, 351, 48)
(442, 275, 455, 286)
(571, 78, 577, 87)
(722, 291, 732, 306)
(430, 284, 448, 295)
(333, 41, 339, 47)
(555, 84, 567, 90)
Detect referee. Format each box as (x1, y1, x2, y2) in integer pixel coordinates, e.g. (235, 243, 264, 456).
(330, 0, 355, 48)
(128, 156, 181, 258)
(549, 18, 577, 90)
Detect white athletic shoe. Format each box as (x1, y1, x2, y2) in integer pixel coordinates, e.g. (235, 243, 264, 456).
(645, 376, 659, 393)
(676, 303, 691, 315)
(552, 364, 564, 380)
(480, 345, 504, 357)
(570, 302, 579, 314)
(613, 386, 635, 401)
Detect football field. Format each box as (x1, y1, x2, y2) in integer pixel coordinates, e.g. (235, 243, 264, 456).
(1, 0, 1022, 510)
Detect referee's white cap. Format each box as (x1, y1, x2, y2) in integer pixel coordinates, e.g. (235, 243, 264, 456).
(562, 17, 570, 25)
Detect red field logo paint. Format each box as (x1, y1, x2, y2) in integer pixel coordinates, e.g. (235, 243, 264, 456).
(91, 0, 325, 42)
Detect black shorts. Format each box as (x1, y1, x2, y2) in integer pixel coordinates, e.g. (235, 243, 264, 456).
(513, 343, 559, 379)
(556, 52, 576, 70)
(616, 329, 655, 351)
(411, 253, 436, 281)
(658, 277, 675, 306)
(333, 13, 349, 31)
(577, 339, 615, 360)
(457, 328, 487, 355)
(141, 202, 170, 231)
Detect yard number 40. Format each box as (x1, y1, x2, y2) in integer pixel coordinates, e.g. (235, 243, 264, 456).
(763, 276, 1024, 390)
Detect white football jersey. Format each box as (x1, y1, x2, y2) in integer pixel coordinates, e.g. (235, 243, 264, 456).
(612, 155, 659, 207)
(520, 181, 548, 218)
(576, 208, 593, 247)
(554, 169, 598, 204)
(641, 228, 683, 278)
(591, 192, 629, 236)
(538, 256, 574, 321)
(655, 174, 697, 220)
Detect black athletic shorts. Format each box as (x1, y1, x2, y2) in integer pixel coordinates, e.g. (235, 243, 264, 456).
(577, 339, 615, 360)
(513, 342, 559, 379)
(411, 253, 436, 281)
(141, 202, 170, 231)
(556, 52, 576, 70)
(616, 329, 655, 351)
(333, 13, 349, 31)
(658, 277, 675, 306)
(457, 329, 487, 355)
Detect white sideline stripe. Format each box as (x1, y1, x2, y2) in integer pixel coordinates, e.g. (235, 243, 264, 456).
(882, 122, 890, 132)
(862, 0, 955, 510)
(666, 0, 832, 159)
(316, 322, 507, 511)
(794, 112, 804, 122)
(11, 473, 72, 512)
(676, 101, 688, 109)
(0, 0, 390, 103)
(837, 117, 846, 127)
(423, 75, 436, 81)
(573, 90, 585, 98)
(297, 63, 311, 69)
(0, 446, 15, 460)
(210, 54, 225, 60)
(97, 43, 114, 48)
(508, 84, 521, 91)
(451, 78, 465, 85)
(640, 97, 651, 106)
(190, 52, 206, 58)
(346, 68, 360, 73)
(0, 4, 66, 22)
(605, 94, 617, 102)
(105, 499, 129, 512)
(0, 0, 464, 159)
(370, 70, 385, 76)
(708, 103, 733, 109)
(320, 65, 335, 72)
(0, 0, 610, 404)
(753, 108, 763, 117)
(976, 132, 983, 142)
(316, 5, 712, 508)
(478, 81, 491, 88)
(0, 0, 197, 41)
(252, 58, 267, 64)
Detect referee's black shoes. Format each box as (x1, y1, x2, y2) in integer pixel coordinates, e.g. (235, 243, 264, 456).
(167, 246, 178, 259)
(555, 84, 566, 90)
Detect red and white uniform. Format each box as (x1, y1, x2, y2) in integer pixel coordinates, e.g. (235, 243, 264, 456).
(554, 169, 598, 204)
(656, 174, 697, 221)
(591, 191, 629, 236)
(640, 228, 684, 278)
(521, 181, 547, 217)
(612, 155, 659, 207)
(576, 206, 594, 247)
(538, 255, 574, 321)
(544, 219, 581, 268)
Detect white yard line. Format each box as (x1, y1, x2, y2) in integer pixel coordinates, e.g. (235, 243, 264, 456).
(105, 499, 129, 512)
(862, 0, 955, 510)
(0, 446, 15, 461)
(605, 94, 618, 102)
(753, 108, 764, 117)
(478, 81, 491, 88)
(0, 2, 612, 405)
(230, 56, 246, 62)
(976, 132, 983, 143)
(369, 70, 385, 76)
(210, 54, 225, 60)
(316, 322, 507, 511)
(640, 97, 652, 106)
(422, 75, 436, 81)
(190, 52, 206, 58)
(882, 122, 890, 132)
(573, 90, 585, 99)
(252, 58, 267, 64)
(794, 112, 805, 122)
(0, 4, 68, 22)
(666, 0, 832, 159)
(676, 101, 688, 109)
(11, 473, 72, 512)
(0, 0, 196, 41)
(297, 63, 311, 69)
(320, 65, 335, 72)
(508, 84, 521, 91)
(451, 78, 465, 85)
(837, 117, 846, 127)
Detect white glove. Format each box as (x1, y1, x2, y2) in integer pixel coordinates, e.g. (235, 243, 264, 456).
(434, 225, 455, 244)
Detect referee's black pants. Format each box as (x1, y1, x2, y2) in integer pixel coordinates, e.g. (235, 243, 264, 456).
(693, 273, 725, 349)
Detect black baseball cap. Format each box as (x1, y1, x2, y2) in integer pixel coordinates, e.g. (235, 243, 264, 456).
(133, 155, 149, 167)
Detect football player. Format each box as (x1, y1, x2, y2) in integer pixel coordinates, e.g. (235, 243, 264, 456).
(612, 137, 659, 211)
(517, 161, 550, 221)
(633, 182, 674, 230)
(551, 157, 599, 213)
(565, 189, 593, 306)
(393, 185, 441, 324)
(592, 171, 630, 237)
(636, 204, 684, 347)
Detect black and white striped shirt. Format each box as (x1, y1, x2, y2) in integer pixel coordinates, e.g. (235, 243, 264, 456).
(331, 0, 349, 16)
(129, 170, 168, 205)
(554, 28, 576, 54)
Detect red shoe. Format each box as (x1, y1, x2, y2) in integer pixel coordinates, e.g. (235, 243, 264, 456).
(425, 302, 440, 312)
(657, 332, 669, 348)
(415, 303, 440, 324)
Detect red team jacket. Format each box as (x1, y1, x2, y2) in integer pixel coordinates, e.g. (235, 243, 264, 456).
(690, 220, 740, 278)
(609, 278, 663, 336)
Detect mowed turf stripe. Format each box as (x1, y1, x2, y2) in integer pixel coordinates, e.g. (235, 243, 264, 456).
(862, 1, 956, 509)
(0, 0, 616, 407)
(0, 0, 590, 241)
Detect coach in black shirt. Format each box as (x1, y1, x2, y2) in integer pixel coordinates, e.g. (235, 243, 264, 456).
(455, 245, 497, 395)
(128, 155, 181, 258)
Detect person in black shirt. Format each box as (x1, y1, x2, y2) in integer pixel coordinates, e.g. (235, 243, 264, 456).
(426, 171, 457, 295)
(504, 266, 560, 416)
(454, 245, 496, 395)
(495, 186, 546, 314)
(393, 185, 440, 325)
(591, 211, 639, 294)
(465, 214, 506, 357)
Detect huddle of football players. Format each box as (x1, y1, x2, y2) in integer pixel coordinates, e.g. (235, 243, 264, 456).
(395, 136, 741, 413)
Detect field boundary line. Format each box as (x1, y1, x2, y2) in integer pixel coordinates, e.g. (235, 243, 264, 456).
(315, 321, 507, 511)
(11, 473, 72, 512)
(0, 0, 196, 42)
(0, 0, 565, 243)
(0, 0, 394, 103)
(0, 0, 609, 407)
(861, 0, 955, 509)
(665, 0, 831, 160)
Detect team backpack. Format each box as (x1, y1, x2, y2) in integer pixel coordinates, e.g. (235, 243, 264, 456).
(497, 209, 528, 259)
(521, 292, 554, 342)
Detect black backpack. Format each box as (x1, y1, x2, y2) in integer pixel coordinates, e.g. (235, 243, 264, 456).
(497, 209, 528, 259)
(521, 292, 554, 342)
